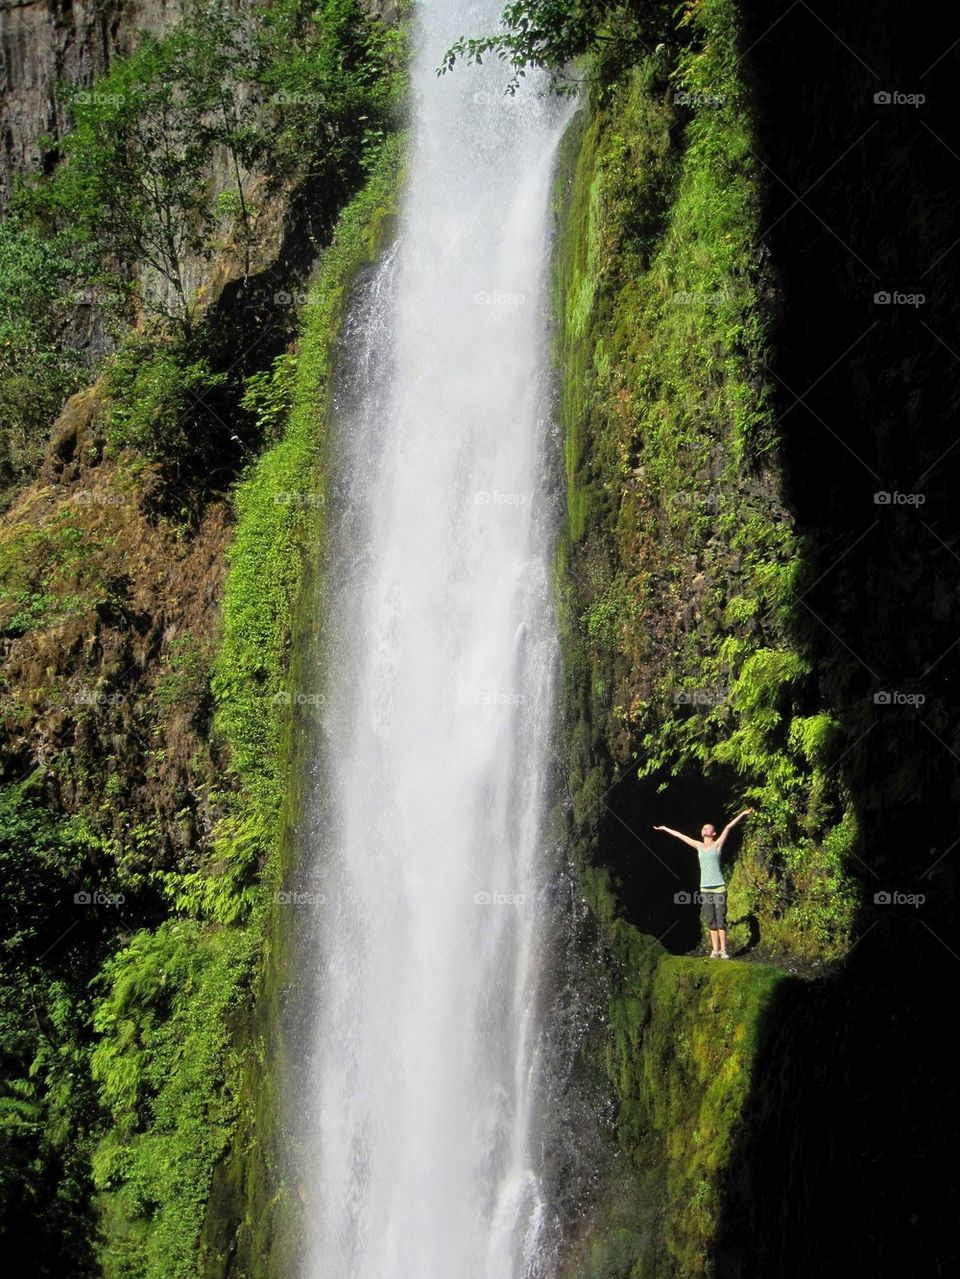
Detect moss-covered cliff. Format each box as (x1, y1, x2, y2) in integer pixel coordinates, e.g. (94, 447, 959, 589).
(550, 0, 956, 1274)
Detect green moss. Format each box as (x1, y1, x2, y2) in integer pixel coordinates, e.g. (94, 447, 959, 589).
(0, 507, 117, 635)
(88, 134, 406, 1279)
(553, 0, 857, 964)
(210, 131, 405, 819)
(551, 2, 862, 1274)
(561, 916, 784, 1279)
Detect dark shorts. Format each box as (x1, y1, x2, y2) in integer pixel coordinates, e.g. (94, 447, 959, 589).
(701, 891, 727, 929)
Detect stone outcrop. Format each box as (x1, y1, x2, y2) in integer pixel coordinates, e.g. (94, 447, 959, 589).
(0, 1, 188, 208)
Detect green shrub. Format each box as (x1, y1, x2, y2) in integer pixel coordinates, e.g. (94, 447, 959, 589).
(87, 134, 406, 1278)
(0, 215, 96, 497)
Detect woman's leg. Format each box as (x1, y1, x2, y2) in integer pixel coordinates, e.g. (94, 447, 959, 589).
(716, 896, 729, 956)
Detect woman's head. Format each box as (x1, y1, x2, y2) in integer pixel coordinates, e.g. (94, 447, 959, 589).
(701, 823, 717, 841)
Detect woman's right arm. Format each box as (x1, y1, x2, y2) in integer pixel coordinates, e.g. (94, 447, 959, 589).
(652, 825, 700, 849)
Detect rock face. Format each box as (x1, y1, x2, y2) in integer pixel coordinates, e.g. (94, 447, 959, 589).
(0, 0, 184, 207)
(1, 0, 279, 360)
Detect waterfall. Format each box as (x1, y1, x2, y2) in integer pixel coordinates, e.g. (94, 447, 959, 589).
(299, 3, 573, 1274)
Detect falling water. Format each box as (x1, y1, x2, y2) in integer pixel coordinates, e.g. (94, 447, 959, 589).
(299, 2, 573, 1274)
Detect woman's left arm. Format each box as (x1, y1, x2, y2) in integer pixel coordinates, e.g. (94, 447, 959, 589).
(715, 807, 754, 849)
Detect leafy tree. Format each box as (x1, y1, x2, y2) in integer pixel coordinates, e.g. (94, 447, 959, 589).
(440, 0, 677, 92)
(176, 0, 267, 281)
(23, 32, 213, 334)
(0, 215, 98, 499)
(255, 0, 397, 187)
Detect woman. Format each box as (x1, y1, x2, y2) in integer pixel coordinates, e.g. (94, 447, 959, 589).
(653, 809, 754, 958)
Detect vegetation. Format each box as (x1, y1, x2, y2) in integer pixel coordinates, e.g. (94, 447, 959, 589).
(16, 0, 399, 330)
(552, 0, 858, 963)
(440, 0, 677, 93)
(0, 215, 102, 501)
(0, 779, 113, 1277)
(557, 902, 784, 1278)
(541, 1, 872, 1272)
(2, 0, 402, 501)
(6, 0, 946, 1273)
(85, 133, 405, 1279)
(0, 0, 407, 1269)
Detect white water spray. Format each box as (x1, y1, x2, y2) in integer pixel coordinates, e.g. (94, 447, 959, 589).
(300, 3, 572, 1275)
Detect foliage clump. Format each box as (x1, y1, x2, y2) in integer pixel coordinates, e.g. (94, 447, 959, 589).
(552, 0, 858, 961)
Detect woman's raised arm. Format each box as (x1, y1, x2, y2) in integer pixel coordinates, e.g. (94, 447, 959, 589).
(715, 808, 754, 848)
(652, 825, 701, 850)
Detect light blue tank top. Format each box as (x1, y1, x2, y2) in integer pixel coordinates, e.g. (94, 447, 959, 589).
(698, 841, 725, 890)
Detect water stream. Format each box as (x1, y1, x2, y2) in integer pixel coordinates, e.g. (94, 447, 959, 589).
(300, 4, 573, 1273)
